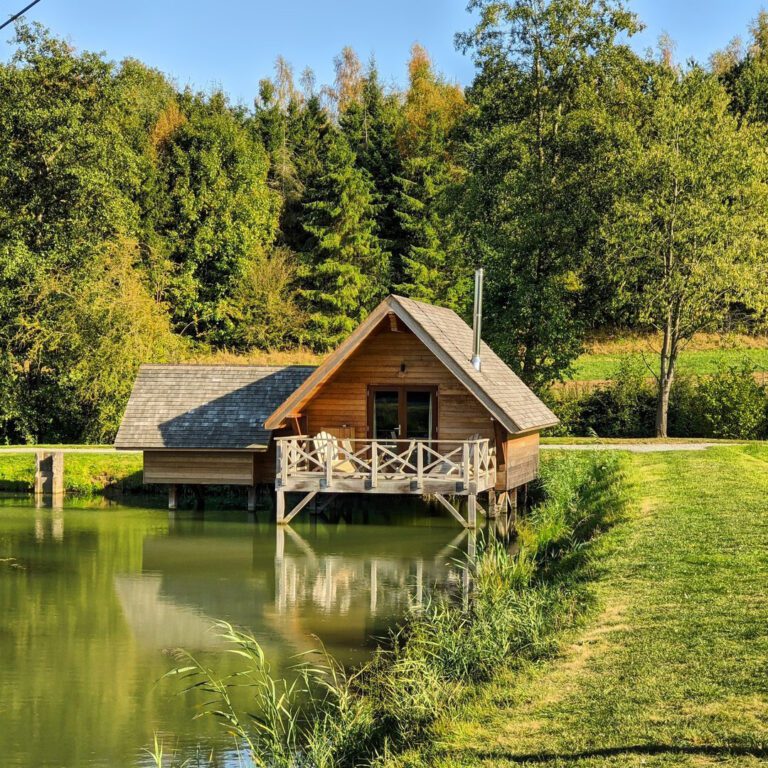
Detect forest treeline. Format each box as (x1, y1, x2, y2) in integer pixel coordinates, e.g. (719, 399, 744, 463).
(2, 0, 768, 442)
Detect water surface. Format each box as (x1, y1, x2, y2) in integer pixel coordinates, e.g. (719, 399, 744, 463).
(0, 496, 469, 767)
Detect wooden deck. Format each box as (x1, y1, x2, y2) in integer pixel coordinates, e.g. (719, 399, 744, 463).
(275, 436, 496, 527)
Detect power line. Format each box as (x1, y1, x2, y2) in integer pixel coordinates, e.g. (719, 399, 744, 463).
(0, 0, 43, 32)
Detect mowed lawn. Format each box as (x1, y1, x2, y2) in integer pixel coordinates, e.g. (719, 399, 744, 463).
(430, 446, 768, 767)
(570, 347, 768, 381)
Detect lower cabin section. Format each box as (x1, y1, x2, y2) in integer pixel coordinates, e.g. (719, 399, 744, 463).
(143, 449, 275, 512)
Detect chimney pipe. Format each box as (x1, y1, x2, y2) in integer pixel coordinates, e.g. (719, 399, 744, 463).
(471, 267, 483, 372)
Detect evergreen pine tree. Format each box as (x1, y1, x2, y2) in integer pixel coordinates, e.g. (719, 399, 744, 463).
(340, 61, 404, 286)
(298, 130, 390, 349)
(395, 46, 469, 310)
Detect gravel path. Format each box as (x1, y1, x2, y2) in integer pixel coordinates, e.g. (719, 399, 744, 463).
(541, 442, 736, 453)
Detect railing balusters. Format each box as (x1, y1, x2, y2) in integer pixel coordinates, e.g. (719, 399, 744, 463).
(416, 441, 423, 491)
(277, 437, 494, 494)
(325, 438, 334, 488)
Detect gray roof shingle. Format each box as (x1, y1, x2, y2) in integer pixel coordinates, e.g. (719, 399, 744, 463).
(391, 296, 558, 433)
(114, 365, 315, 450)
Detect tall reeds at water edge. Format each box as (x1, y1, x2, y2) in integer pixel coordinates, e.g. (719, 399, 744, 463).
(151, 452, 629, 767)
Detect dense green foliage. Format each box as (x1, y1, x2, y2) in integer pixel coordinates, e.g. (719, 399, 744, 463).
(156, 452, 627, 767)
(3, 3, 768, 443)
(548, 359, 768, 439)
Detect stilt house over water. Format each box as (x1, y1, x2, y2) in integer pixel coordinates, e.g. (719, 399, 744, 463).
(115, 289, 558, 527)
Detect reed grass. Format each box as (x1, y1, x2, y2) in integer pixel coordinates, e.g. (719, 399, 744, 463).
(152, 452, 628, 767)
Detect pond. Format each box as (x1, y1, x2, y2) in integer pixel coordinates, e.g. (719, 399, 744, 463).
(0, 496, 474, 767)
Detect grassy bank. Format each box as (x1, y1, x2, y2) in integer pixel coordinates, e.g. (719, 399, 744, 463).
(0, 451, 144, 494)
(422, 445, 768, 767)
(570, 347, 768, 381)
(156, 451, 629, 766)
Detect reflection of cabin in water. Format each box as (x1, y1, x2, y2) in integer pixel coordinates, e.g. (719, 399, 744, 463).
(115, 292, 558, 527)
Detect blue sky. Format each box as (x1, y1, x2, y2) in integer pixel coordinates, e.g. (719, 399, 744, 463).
(1, 1, 766, 103)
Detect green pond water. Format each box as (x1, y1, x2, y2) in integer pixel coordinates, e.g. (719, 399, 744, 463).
(0, 496, 471, 768)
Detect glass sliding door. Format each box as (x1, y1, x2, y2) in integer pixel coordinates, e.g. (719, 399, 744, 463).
(405, 390, 432, 439)
(368, 387, 437, 441)
(372, 390, 400, 440)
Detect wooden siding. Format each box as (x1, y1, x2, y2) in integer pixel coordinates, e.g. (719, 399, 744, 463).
(302, 326, 495, 442)
(497, 432, 540, 489)
(144, 451, 256, 486)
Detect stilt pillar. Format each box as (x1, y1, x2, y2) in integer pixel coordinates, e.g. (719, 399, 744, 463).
(168, 484, 179, 510)
(247, 486, 257, 512)
(467, 494, 477, 529)
(276, 489, 285, 524)
(487, 489, 497, 518)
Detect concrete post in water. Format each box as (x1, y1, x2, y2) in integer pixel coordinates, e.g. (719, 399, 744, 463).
(34, 451, 64, 500)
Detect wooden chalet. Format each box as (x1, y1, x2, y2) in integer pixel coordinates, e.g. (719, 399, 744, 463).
(115, 291, 558, 527)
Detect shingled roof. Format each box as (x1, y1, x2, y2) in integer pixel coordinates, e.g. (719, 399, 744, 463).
(115, 365, 315, 450)
(265, 295, 558, 435)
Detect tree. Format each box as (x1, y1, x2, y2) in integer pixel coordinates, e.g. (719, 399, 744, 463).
(456, 0, 643, 388)
(340, 60, 404, 283)
(298, 131, 390, 349)
(20, 238, 184, 441)
(714, 11, 768, 123)
(395, 45, 469, 310)
(224, 247, 305, 350)
(149, 90, 281, 345)
(0, 23, 145, 441)
(601, 66, 768, 436)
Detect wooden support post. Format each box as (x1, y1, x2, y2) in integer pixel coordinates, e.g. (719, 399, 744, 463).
(277, 441, 287, 488)
(487, 489, 497, 518)
(276, 489, 285, 524)
(467, 494, 477, 529)
(168, 484, 179, 510)
(247, 486, 257, 512)
(282, 491, 318, 525)
(370, 440, 378, 489)
(434, 493, 469, 527)
(415, 441, 424, 491)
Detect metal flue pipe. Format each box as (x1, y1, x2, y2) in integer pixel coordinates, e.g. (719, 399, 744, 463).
(471, 267, 483, 372)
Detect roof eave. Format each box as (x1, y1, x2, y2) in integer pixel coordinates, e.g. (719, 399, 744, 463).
(264, 299, 395, 429)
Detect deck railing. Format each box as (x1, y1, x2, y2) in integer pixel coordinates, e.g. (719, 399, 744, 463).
(275, 436, 495, 494)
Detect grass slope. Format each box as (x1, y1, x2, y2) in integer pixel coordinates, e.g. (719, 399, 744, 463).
(428, 446, 768, 767)
(0, 452, 144, 494)
(570, 348, 768, 381)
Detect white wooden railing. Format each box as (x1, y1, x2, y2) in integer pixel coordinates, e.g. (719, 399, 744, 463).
(275, 436, 495, 493)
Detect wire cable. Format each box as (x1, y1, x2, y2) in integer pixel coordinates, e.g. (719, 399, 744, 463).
(0, 0, 43, 32)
